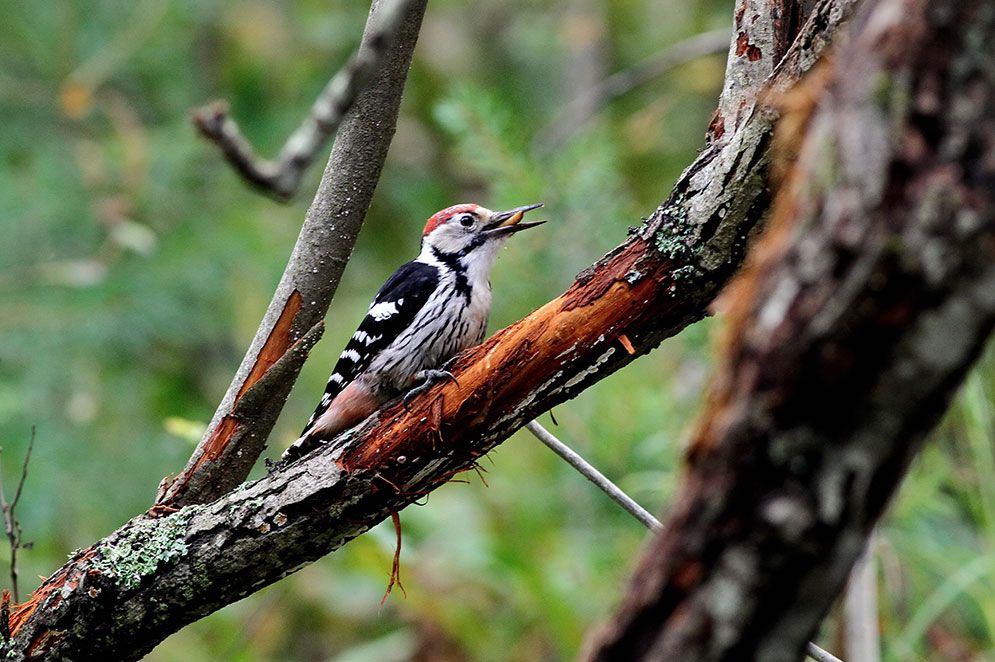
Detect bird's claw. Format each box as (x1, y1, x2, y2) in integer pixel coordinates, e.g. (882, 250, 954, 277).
(403, 369, 459, 410)
(437, 370, 460, 387)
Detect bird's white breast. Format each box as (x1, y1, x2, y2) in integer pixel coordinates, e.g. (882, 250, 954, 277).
(365, 253, 494, 394)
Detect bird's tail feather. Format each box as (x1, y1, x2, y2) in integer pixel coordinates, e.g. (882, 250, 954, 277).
(281, 432, 325, 464)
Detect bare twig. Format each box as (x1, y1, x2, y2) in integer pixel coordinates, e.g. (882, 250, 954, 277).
(380, 511, 406, 606)
(535, 29, 731, 152)
(526, 420, 841, 662)
(806, 642, 844, 662)
(0, 428, 35, 602)
(844, 534, 880, 662)
(525, 421, 661, 530)
(192, 0, 421, 201)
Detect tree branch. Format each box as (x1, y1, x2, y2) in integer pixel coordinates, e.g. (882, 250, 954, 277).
(526, 420, 661, 530)
(0, 428, 34, 603)
(534, 29, 731, 153)
(584, 0, 995, 659)
(192, 0, 422, 202)
(525, 421, 842, 662)
(2, 1, 857, 656)
(710, 0, 823, 141)
(159, 0, 429, 508)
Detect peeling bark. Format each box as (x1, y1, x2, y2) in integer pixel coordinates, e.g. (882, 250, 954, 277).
(1, 1, 857, 659)
(585, 1, 995, 660)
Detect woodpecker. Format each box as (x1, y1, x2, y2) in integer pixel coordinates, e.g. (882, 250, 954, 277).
(282, 202, 544, 463)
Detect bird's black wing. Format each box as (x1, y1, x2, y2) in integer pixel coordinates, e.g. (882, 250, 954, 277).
(300, 259, 440, 435)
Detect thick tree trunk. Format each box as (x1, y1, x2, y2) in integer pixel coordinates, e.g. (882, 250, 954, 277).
(0, 1, 856, 659)
(585, 1, 995, 660)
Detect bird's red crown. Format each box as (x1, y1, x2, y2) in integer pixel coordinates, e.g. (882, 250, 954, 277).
(422, 203, 480, 237)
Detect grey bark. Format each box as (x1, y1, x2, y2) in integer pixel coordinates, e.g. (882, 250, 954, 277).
(2, 2, 855, 658)
(585, 0, 995, 659)
(160, 0, 429, 507)
(711, 0, 818, 140)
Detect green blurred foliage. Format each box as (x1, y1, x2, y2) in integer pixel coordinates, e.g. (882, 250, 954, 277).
(0, 1, 991, 660)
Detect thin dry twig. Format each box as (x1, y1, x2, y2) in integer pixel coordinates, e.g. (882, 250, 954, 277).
(807, 642, 844, 662)
(0, 428, 35, 602)
(844, 534, 880, 662)
(525, 420, 660, 530)
(192, 0, 420, 201)
(535, 29, 731, 152)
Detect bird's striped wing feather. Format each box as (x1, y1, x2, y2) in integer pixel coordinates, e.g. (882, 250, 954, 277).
(300, 260, 440, 435)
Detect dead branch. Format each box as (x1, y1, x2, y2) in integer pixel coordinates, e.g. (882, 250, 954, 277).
(525, 420, 842, 662)
(192, 0, 422, 202)
(584, 0, 995, 659)
(526, 420, 661, 530)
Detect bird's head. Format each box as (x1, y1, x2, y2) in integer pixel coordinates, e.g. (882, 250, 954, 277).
(420, 203, 544, 257)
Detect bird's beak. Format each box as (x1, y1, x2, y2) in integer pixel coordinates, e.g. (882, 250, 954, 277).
(483, 203, 545, 237)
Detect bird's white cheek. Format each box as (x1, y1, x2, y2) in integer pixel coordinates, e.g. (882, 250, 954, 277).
(432, 231, 471, 254)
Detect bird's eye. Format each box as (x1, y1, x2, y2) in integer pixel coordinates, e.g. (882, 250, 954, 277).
(458, 214, 475, 228)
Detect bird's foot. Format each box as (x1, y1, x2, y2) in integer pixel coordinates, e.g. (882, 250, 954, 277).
(403, 369, 459, 410)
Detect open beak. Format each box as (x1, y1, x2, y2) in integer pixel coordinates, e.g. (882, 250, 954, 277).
(483, 203, 545, 237)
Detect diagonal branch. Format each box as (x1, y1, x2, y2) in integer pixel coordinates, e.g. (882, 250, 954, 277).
(526, 420, 661, 530)
(159, 0, 429, 509)
(584, 0, 995, 659)
(710, 0, 824, 141)
(1, 2, 857, 656)
(534, 29, 731, 153)
(192, 0, 422, 202)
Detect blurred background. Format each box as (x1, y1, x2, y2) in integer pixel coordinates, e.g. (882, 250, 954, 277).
(1, 1, 993, 660)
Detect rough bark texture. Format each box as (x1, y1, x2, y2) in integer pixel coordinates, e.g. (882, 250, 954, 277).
(586, 1, 995, 660)
(159, 0, 429, 508)
(0, 3, 856, 658)
(710, 0, 821, 141)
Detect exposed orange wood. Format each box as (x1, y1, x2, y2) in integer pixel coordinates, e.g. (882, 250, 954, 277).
(189, 416, 239, 471)
(618, 334, 636, 355)
(337, 238, 673, 473)
(237, 290, 303, 400)
(176, 291, 303, 478)
(9, 549, 95, 637)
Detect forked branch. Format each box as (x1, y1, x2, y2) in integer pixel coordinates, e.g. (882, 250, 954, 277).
(0, 428, 34, 602)
(160, 0, 429, 508)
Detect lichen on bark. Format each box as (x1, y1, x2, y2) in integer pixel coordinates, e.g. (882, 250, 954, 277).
(90, 510, 197, 590)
